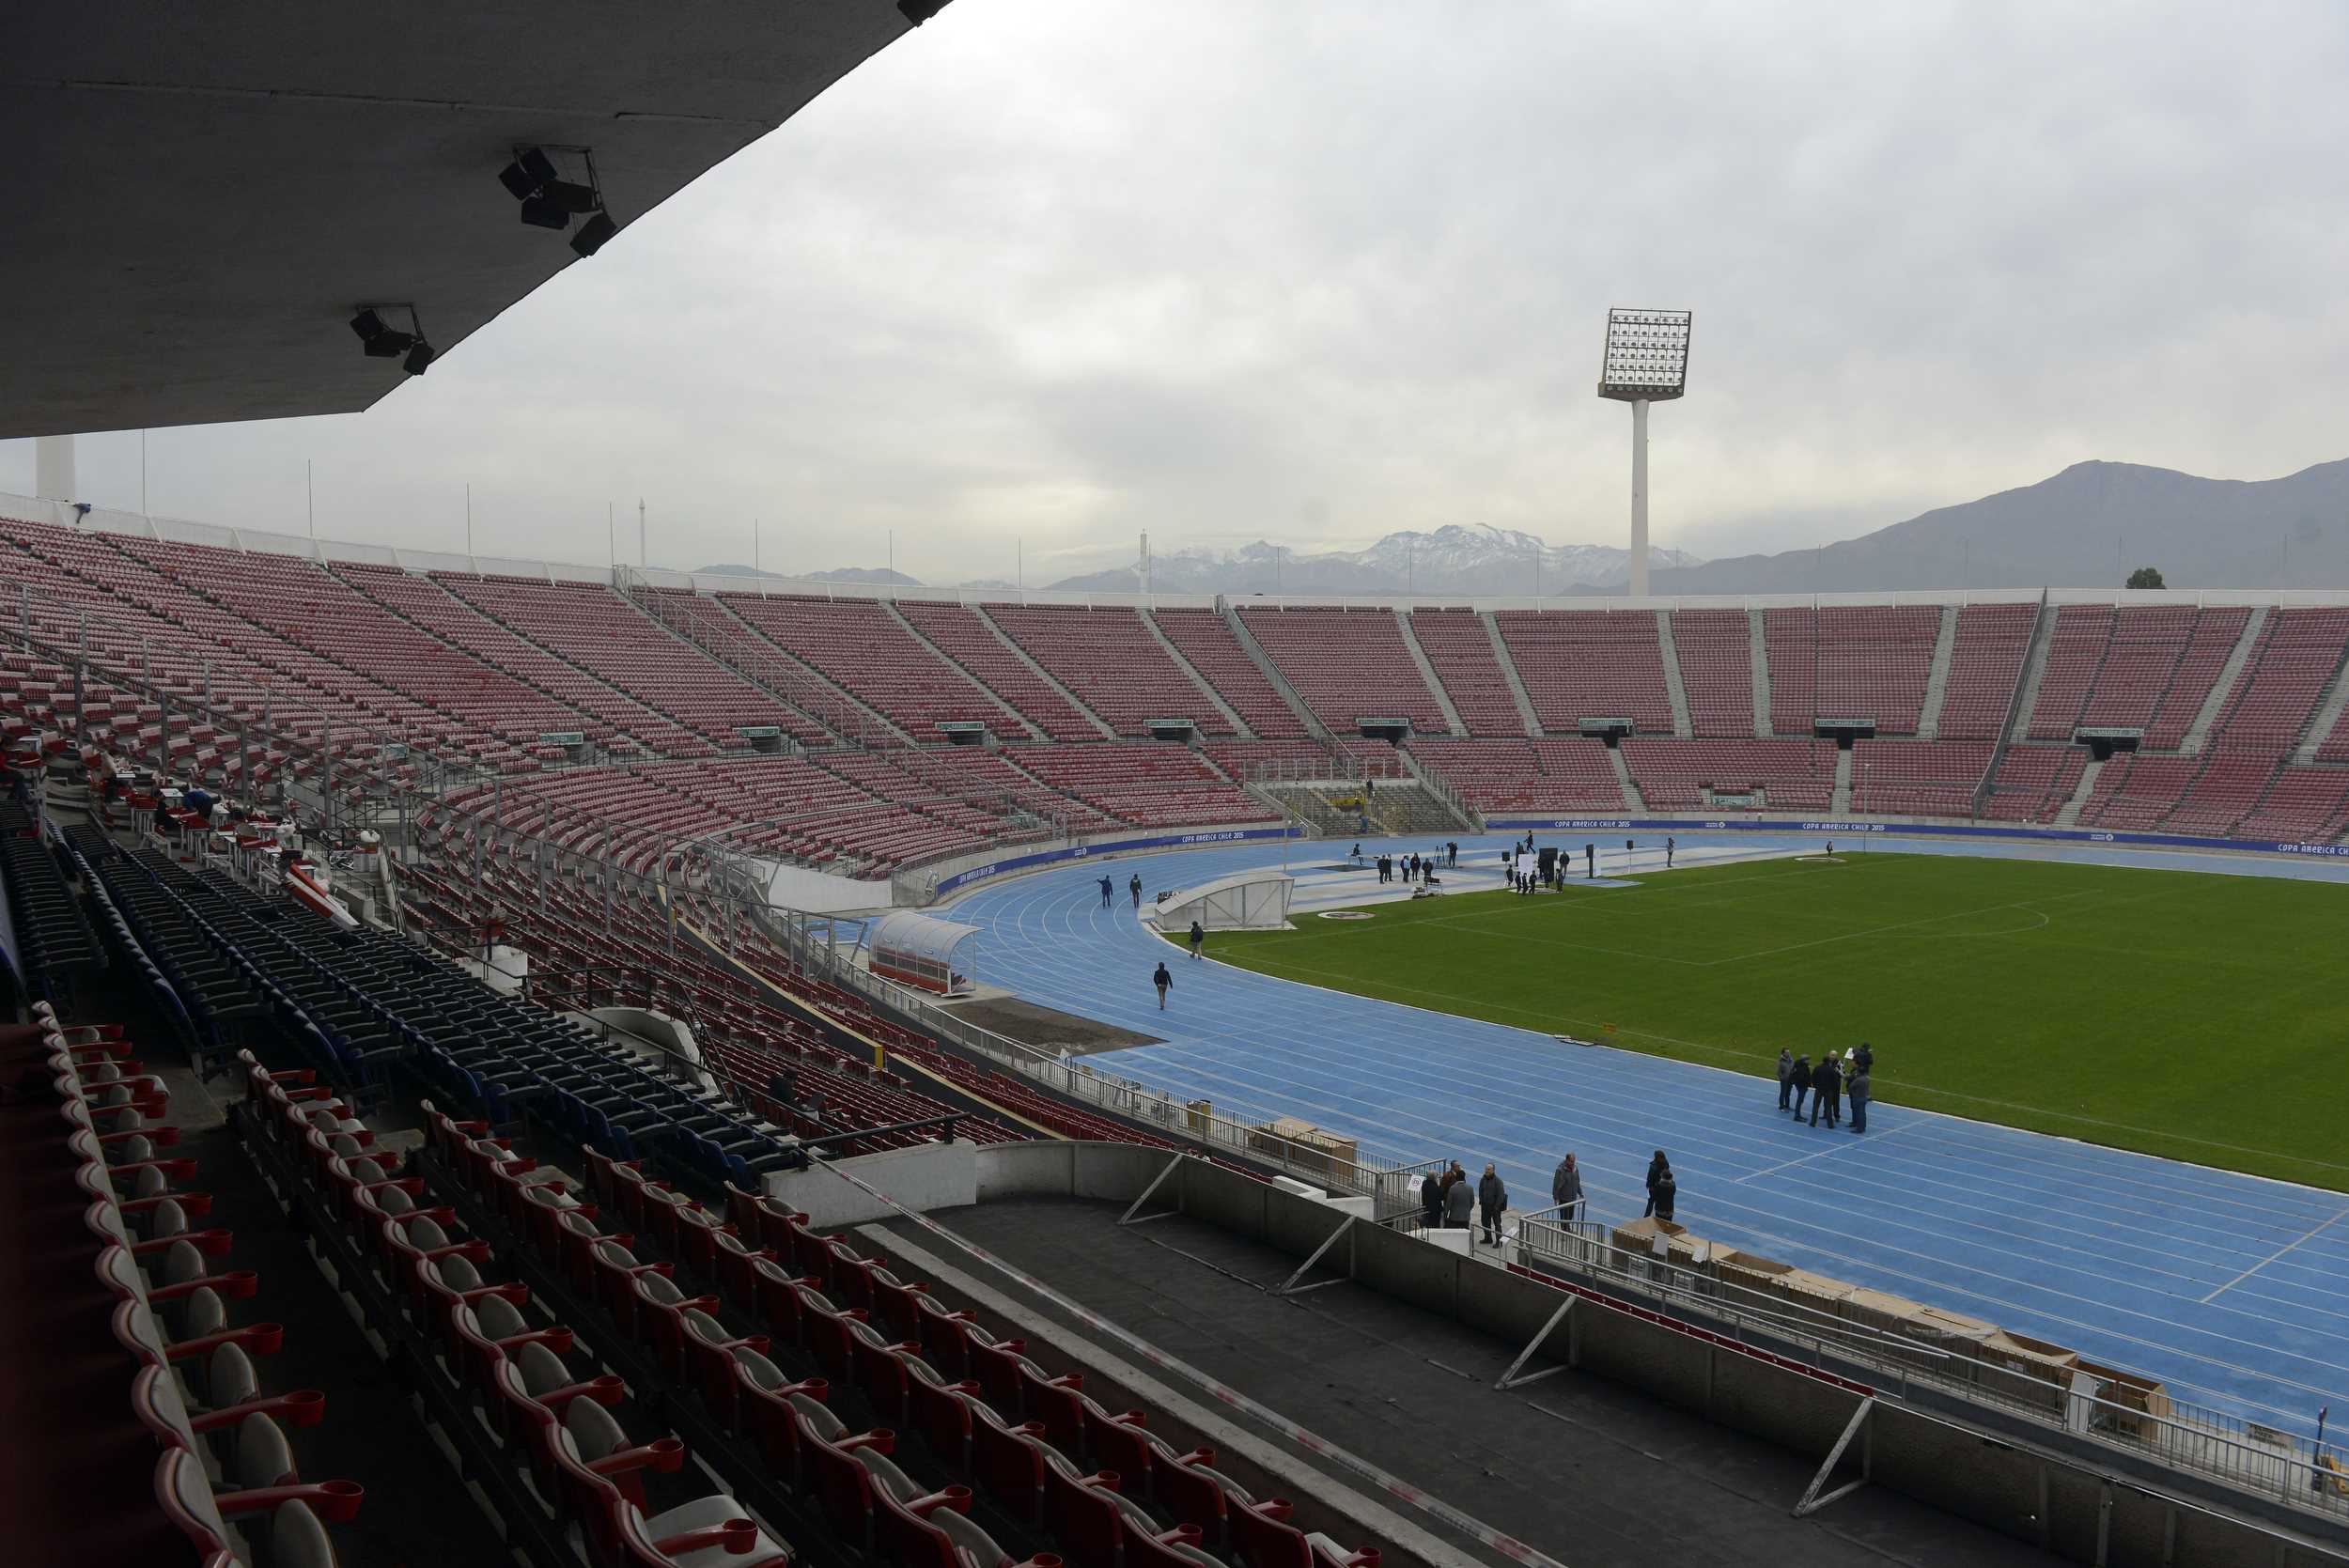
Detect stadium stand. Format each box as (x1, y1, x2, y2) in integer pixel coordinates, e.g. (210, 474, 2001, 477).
(1239, 606, 1452, 737)
(1850, 739, 1996, 819)
(718, 593, 1010, 742)
(1403, 609, 1528, 737)
(1622, 738, 1836, 811)
(1151, 609, 1305, 739)
(1934, 603, 2038, 741)
(435, 575, 801, 752)
(893, 601, 1100, 741)
(987, 604, 1237, 737)
(1668, 609, 1757, 737)
(1493, 610, 1675, 735)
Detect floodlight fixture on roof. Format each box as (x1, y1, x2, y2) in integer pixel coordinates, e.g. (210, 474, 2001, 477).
(1598, 307, 1691, 401)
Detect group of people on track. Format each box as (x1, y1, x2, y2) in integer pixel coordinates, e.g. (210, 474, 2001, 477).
(1776, 1043, 1875, 1133)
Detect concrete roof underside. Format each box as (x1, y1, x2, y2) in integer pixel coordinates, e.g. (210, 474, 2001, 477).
(0, 1, 927, 440)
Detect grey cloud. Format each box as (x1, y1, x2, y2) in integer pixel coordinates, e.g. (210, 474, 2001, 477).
(5, 0, 2346, 582)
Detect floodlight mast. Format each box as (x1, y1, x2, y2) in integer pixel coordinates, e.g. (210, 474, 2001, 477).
(1597, 308, 1691, 598)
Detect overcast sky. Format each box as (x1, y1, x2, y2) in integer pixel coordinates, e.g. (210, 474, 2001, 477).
(5, 0, 2346, 583)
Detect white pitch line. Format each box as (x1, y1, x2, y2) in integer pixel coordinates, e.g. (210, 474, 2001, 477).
(2201, 1208, 2349, 1304)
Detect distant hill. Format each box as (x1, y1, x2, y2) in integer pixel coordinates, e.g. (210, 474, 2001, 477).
(1650, 458, 2349, 594)
(1045, 524, 1690, 597)
(694, 562, 785, 579)
(803, 566, 922, 586)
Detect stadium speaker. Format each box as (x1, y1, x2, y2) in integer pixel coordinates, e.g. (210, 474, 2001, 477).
(569, 210, 619, 258)
(498, 147, 559, 201)
(518, 192, 572, 230)
(1537, 846, 1557, 878)
(402, 339, 436, 377)
(349, 309, 416, 359)
(542, 179, 602, 215)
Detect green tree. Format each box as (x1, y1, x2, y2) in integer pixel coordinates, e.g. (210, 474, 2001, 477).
(2126, 566, 2166, 590)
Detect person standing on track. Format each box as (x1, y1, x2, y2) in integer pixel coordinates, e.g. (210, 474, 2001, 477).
(1789, 1055, 1812, 1120)
(1098, 874, 1113, 908)
(1651, 1160, 1677, 1222)
(1129, 873, 1143, 909)
(1776, 1048, 1795, 1111)
(1550, 1152, 1583, 1222)
(1847, 1060, 1871, 1135)
(1810, 1050, 1843, 1129)
(1644, 1150, 1682, 1220)
(1666, 835, 1675, 868)
(1152, 961, 1173, 1010)
(1188, 919, 1206, 961)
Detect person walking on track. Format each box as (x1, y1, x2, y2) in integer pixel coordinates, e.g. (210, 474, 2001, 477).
(1097, 874, 1112, 908)
(1129, 874, 1143, 909)
(1153, 961, 1173, 1010)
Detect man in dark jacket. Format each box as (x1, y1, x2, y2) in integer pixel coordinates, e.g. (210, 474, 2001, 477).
(1642, 1150, 1671, 1218)
(1852, 1041, 1875, 1076)
(1477, 1163, 1508, 1245)
(1810, 1050, 1843, 1128)
(1847, 1064, 1871, 1134)
(1550, 1153, 1583, 1221)
(1188, 920, 1206, 960)
(1651, 1162, 1676, 1222)
(1776, 1048, 1795, 1110)
(1098, 874, 1113, 908)
(1444, 1172, 1475, 1231)
(1129, 874, 1143, 908)
(1420, 1171, 1443, 1230)
(1789, 1055, 1813, 1120)
(1153, 961, 1173, 1010)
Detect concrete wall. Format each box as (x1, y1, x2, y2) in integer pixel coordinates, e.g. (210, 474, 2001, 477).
(762, 1140, 977, 1226)
(925, 1143, 2349, 1568)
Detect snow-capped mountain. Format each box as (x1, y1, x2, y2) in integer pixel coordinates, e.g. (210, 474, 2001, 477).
(1046, 525, 1696, 597)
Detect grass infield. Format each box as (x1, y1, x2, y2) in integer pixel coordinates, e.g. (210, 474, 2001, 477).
(1203, 851, 2349, 1189)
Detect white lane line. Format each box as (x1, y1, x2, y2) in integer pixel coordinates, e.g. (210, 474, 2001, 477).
(2202, 1208, 2349, 1304)
(1733, 1120, 1924, 1183)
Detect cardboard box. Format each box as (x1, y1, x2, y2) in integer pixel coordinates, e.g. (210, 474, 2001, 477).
(2074, 1358, 2172, 1438)
(1899, 1305, 1998, 1378)
(1839, 1286, 1926, 1347)
(1610, 1216, 1707, 1271)
(1980, 1329, 2081, 1412)
(1765, 1267, 1856, 1336)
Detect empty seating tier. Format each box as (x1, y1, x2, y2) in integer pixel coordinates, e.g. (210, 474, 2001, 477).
(1493, 610, 1673, 735)
(1404, 609, 1527, 737)
(1240, 607, 1452, 736)
(988, 603, 1236, 737)
(1668, 609, 1756, 738)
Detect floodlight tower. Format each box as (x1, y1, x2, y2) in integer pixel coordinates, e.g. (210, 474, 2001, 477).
(1597, 308, 1692, 598)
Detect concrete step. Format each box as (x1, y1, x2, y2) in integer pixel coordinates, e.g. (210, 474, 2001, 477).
(2183, 606, 2268, 755)
(1480, 610, 1544, 737)
(2052, 754, 2105, 828)
(1608, 746, 1644, 811)
(1917, 605, 1958, 740)
(1748, 606, 1773, 738)
(1396, 609, 1468, 737)
(1831, 747, 1854, 815)
(1656, 610, 1693, 738)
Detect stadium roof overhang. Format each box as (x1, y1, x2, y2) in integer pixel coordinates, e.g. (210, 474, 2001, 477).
(0, 1, 938, 440)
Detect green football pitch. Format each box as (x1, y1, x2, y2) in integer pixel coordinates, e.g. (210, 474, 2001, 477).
(1204, 851, 2349, 1188)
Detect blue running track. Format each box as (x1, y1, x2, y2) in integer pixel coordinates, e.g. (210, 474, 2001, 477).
(944, 831, 2349, 1443)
